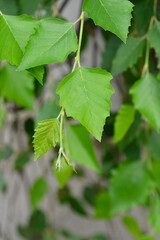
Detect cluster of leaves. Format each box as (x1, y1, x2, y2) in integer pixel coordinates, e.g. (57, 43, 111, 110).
(1, 0, 160, 239)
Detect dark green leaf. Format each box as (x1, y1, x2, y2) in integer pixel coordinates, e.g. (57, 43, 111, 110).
(14, 151, 31, 171)
(102, 37, 121, 72)
(69, 196, 87, 216)
(134, 0, 153, 35)
(0, 0, 17, 15)
(111, 38, 145, 75)
(147, 131, 160, 160)
(148, 21, 160, 69)
(19, 0, 41, 15)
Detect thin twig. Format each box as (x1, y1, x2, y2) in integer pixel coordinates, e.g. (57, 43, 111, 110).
(59, 0, 70, 13)
(154, 0, 158, 16)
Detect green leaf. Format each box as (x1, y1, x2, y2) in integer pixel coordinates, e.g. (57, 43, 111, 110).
(149, 195, 160, 235)
(57, 67, 114, 141)
(147, 131, 160, 160)
(114, 104, 135, 143)
(0, 13, 44, 83)
(148, 21, 160, 68)
(109, 161, 152, 214)
(18, 210, 47, 239)
(83, 0, 133, 42)
(35, 100, 60, 127)
(95, 191, 111, 219)
(123, 215, 141, 237)
(53, 158, 72, 188)
(30, 177, 48, 209)
(130, 73, 160, 131)
(0, 65, 34, 109)
(18, 18, 78, 70)
(111, 38, 145, 75)
(66, 125, 100, 172)
(33, 119, 60, 160)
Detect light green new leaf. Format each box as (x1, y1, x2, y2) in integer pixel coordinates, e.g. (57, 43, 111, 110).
(66, 124, 100, 172)
(57, 67, 114, 141)
(0, 13, 44, 84)
(0, 65, 34, 109)
(148, 21, 160, 68)
(33, 119, 60, 160)
(53, 157, 72, 188)
(111, 38, 145, 75)
(83, 0, 133, 42)
(30, 177, 48, 209)
(130, 73, 160, 131)
(18, 18, 78, 70)
(109, 161, 152, 215)
(149, 195, 160, 235)
(114, 104, 135, 143)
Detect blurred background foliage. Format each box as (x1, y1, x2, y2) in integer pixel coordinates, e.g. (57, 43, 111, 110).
(1, 0, 160, 239)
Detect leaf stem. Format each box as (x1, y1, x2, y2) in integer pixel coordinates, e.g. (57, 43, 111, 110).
(74, 15, 82, 25)
(77, 11, 84, 67)
(60, 108, 64, 150)
(56, 12, 85, 170)
(142, 16, 156, 76)
(142, 40, 150, 76)
(154, 0, 157, 16)
(56, 108, 64, 170)
(72, 12, 85, 71)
